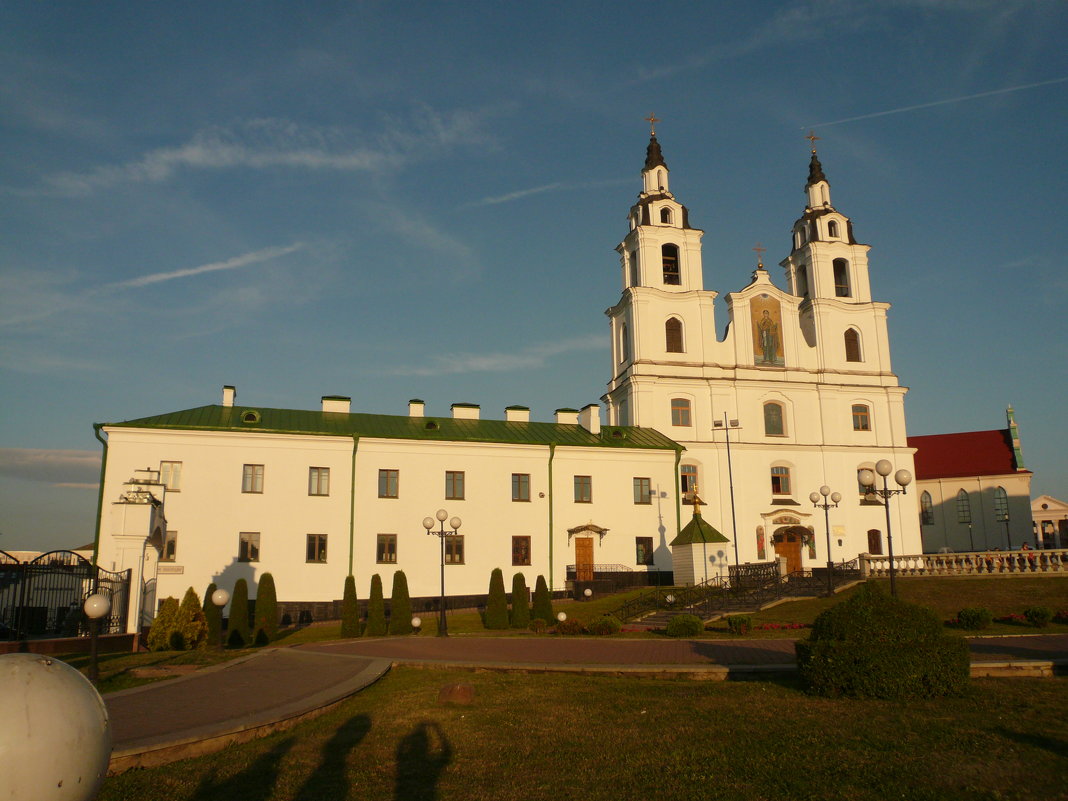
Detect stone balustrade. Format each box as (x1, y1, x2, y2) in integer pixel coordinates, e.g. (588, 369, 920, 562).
(861, 548, 1068, 578)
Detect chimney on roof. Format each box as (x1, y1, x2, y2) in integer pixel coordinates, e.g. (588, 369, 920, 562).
(408, 399, 425, 418)
(579, 403, 601, 435)
(505, 405, 530, 423)
(451, 403, 480, 420)
(222, 385, 236, 407)
(321, 396, 351, 414)
(555, 408, 579, 426)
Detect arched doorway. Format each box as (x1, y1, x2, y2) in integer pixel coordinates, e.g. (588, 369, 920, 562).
(773, 526, 808, 574)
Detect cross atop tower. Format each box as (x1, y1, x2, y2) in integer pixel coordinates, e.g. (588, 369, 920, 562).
(645, 113, 660, 136)
(753, 243, 766, 269)
(806, 130, 820, 153)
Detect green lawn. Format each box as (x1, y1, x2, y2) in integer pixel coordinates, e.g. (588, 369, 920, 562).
(99, 667, 1068, 801)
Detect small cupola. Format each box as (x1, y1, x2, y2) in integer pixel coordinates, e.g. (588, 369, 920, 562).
(641, 114, 670, 195)
(804, 132, 831, 208)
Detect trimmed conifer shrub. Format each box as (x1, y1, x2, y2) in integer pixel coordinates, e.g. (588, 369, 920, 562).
(203, 582, 221, 646)
(228, 578, 251, 648)
(588, 615, 622, 636)
(796, 581, 970, 699)
(147, 597, 179, 651)
(484, 568, 509, 629)
(726, 614, 752, 635)
(531, 574, 554, 624)
(254, 572, 278, 645)
(510, 573, 530, 629)
(172, 587, 209, 650)
(341, 575, 360, 638)
(665, 614, 704, 637)
(365, 574, 387, 637)
(389, 571, 413, 635)
(956, 607, 992, 630)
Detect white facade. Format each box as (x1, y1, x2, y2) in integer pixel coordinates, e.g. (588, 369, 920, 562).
(1032, 495, 1068, 550)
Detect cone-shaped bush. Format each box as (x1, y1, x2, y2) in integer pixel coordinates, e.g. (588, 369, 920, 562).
(203, 582, 221, 646)
(228, 578, 251, 648)
(389, 571, 413, 635)
(510, 573, 530, 629)
(485, 568, 509, 629)
(365, 574, 387, 636)
(254, 572, 278, 645)
(173, 587, 209, 650)
(341, 575, 360, 638)
(147, 596, 179, 651)
(531, 574, 554, 623)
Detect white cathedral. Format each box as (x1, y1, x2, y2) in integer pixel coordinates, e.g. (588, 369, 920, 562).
(94, 131, 924, 622)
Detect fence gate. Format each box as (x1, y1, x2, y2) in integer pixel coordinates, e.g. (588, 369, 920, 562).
(0, 550, 130, 640)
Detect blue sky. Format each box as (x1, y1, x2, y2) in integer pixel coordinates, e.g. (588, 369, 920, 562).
(2, 1, 1066, 551)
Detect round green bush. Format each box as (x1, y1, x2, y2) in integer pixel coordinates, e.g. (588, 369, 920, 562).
(957, 607, 992, 630)
(1024, 606, 1053, 628)
(665, 614, 704, 637)
(726, 614, 752, 635)
(588, 615, 622, 636)
(554, 618, 586, 635)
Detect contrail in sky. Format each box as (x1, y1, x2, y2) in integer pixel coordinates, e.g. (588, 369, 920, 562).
(803, 76, 1068, 129)
(110, 243, 303, 289)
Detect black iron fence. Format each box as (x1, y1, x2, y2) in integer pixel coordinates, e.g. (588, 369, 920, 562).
(0, 550, 130, 640)
(565, 563, 673, 597)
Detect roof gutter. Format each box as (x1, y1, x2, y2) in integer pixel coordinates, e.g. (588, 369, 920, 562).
(91, 424, 108, 566)
(548, 443, 556, 593)
(349, 435, 360, 576)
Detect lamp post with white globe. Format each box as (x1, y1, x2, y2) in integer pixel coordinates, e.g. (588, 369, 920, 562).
(422, 509, 461, 637)
(809, 486, 842, 597)
(212, 587, 230, 648)
(859, 460, 912, 597)
(82, 592, 110, 684)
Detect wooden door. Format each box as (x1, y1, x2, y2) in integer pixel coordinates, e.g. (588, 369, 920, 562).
(867, 529, 883, 555)
(773, 529, 803, 574)
(575, 537, 594, 582)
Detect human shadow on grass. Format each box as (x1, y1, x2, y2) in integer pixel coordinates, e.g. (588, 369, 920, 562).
(994, 726, 1068, 758)
(291, 713, 372, 800)
(190, 737, 294, 801)
(394, 721, 453, 801)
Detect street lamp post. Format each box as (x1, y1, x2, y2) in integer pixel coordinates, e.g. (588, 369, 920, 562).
(83, 593, 110, 684)
(809, 485, 843, 597)
(716, 413, 742, 567)
(422, 509, 462, 637)
(859, 460, 912, 597)
(212, 588, 230, 648)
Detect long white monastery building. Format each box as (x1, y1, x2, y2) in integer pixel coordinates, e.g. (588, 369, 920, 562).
(94, 132, 923, 614)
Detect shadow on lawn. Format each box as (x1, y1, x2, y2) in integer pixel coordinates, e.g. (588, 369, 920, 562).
(994, 726, 1068, 759)
(966, 635, 1068, 661)
(190, 738, 295, 801)
(395, 721, 453, 801)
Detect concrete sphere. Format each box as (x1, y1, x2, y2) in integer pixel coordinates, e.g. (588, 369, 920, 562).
(83, 594, 110, 620)
(0, 653, 111, 801)
(556, 612, 567, 622)
(211, 588, 230, 607)
(411, 617, 421, 629)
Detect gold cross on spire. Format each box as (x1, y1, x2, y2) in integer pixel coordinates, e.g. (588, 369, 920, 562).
(806, 130, 820, 153)
(753, 243, 766, 268)
(689, 482, 704, 512)
(645, 113, 660, 136)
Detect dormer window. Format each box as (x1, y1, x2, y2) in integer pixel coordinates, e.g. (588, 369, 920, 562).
(662, 244, 680, 285)
(660, 207, 672, 224)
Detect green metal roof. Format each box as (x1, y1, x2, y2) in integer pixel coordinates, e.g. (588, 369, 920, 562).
(670, 510, 729, 546)
(103, 404, 682, 451)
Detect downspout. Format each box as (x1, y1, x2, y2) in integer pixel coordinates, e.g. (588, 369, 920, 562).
(674, 446, 683, 540)
(91, 423, 109, 566)
(349, 435, 360, 576)
(548, 443, 556, 593)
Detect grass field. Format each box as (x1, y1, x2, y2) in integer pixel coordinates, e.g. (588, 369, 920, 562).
(98, 668, 1068, 801)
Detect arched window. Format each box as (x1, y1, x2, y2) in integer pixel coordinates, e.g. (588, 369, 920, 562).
(956, 489, 971, 524)
(662, 244, 681, 285)
(770, 466, 792, 496)
(795, 264, 808, 297)
(763, 402, 785, 436)
(993, 486, 1009, 522)
(671, 398, 692, 427)
(827, 220, 839, 238)
(657, 169, 665, 189)
(851, 404, 871, 431)
(833, 258, 851, 297)
(920, 491, 934, 525)
(680, 464, 698, 495)
(619, 323, 630, 363)
(844, 329, 862, 362)
(660, 207, 672, 224)
(629, 250, 639, 286)
(665, 317, 683, 353)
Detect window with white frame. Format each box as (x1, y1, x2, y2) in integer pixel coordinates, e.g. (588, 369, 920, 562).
(308, 467, 330, 496)
(680, 465, 698, 496)
(160, 461, 182, 491)
(771, 466, 791, 496)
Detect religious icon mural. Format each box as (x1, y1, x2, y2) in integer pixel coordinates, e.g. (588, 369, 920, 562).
(756, 525, 766, 560)
(750, 294, 784, 367)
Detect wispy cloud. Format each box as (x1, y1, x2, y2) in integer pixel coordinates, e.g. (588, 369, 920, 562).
(108, 243, 304, 289)
(391, 335, 603, 376)
(463, 178, 630, 209)
(0, 449, 99, 487)
(803, 76, 1068, 129)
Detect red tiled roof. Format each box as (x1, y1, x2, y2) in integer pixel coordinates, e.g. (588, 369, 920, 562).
(907, 429, 1026, 480)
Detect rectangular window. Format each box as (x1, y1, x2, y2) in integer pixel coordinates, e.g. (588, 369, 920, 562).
(680, 465, 698, 495)
(238, 532, 260, 562)
(771, 466, 791, 495)
(574, 475, 592, 503)
(160, 461, 182, 491)
(635, 536, 654, 565)
(852, 404, 871, 431)
(161, 530, 177, 562)
(671, 398, 692, 426)
(633, 477, 652, 505)
(242, 464, 264, 494)
(308, 467, 330, 496)
(444, 535, 464, 564)
(512, 535, 531, 566)
(306, 534, 327, 563)
(445, 470, 465, 500)
(512, 473, 531, 502)
(376, 534, 397, 564)
(378, 469, 399, 499)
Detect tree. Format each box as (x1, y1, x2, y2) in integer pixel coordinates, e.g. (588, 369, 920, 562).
(389, 571, 413, 635)
(341, 575, 360, 638)
(228, 578, 251, 648)
(147, 597, 179, 651)
(254, 572, 278, 646)
(173, 587, 209, 650)
(531, 575, 554, 624)
(484, 568, 509, 629)
(365, 574, 387, 636)
(510, 573, 530, 629)
(203, 582, 221, 647)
